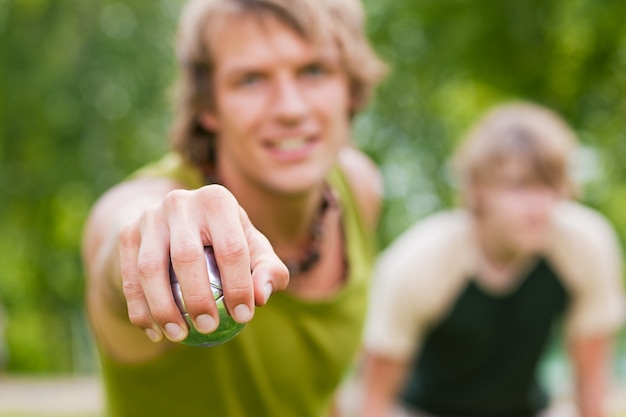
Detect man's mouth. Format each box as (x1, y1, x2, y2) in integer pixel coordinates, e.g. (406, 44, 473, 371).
(271, 137, 310, 152)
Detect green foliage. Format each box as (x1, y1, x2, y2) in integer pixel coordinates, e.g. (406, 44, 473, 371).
(1, 0, 625, 373)
(0, 0, 180, 373)
(359, 0, 626, 246)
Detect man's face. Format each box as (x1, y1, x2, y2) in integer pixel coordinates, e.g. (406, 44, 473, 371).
(472, 158, 561, 254)
(200, 13, 352, 195)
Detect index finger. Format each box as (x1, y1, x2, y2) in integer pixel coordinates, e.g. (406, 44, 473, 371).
(201, 186, 255, 324)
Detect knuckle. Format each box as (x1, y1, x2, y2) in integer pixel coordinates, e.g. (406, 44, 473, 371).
(200, 184, 237, 209)
(203, 183, 229, 199)
(170, 242, 204, 266)
(150, 306, 181, 326)
(118, 221, 139, 248)
(127, 309, 152, 328)
(163, 189, 189, 210)
(218, 238, 248, 265)
(122, 278, 143, 299)
(184, 293, 216, 310)
(136, 254, 166, 278)
(223, 285, 251, 303)
(162, 190, 194, 218)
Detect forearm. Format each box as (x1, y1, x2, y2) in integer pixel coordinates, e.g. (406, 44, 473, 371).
(359, 353, 409, 417)
(569, 335, 612, 417)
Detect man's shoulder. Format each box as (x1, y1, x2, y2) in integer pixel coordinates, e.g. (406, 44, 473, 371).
(384, 209, 472, 255)
(545, 200, 622, 287)
(335, 146, 383, 232)
(545, 201, 626, 338)
(548, 200, 619, 248)
(376, 209, 473, 280)
(370, 209, 474, 331)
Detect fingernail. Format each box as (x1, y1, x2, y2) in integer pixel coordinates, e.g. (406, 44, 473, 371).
(195, 314, 217, 333)
(164, 322, 185, 341)
(263, 283, 273, 304)
(145, 327, 162, 343)
(233, 304, 253, 323)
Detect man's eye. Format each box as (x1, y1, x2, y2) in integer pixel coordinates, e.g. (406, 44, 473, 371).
(301, 64, 327, 78)
(238, 73, 263, 86)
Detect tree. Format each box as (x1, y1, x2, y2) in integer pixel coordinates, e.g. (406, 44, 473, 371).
(1, 0, 625, 373)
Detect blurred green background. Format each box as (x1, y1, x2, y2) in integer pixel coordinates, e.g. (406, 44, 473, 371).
(0, 0, 625, 384)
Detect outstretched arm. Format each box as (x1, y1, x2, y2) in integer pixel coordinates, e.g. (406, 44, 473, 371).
(83, 177, 289, 361)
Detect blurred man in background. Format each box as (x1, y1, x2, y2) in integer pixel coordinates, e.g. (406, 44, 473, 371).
(359, 102, 626, 417)
(82, 0, 386, 416)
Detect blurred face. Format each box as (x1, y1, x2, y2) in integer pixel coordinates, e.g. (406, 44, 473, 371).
(471, 158, 561, 256)
(199, 13, 352, 195)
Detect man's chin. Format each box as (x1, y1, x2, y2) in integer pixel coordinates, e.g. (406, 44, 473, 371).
(516, 237, 548, 255)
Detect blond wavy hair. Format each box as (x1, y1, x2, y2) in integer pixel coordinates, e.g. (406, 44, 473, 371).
(170, 0, 388, 167)
(452, 101, 578, 198)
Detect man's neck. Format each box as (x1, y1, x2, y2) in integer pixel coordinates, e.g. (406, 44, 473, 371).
(214, 168, 326, 260)
(473, 219, 535, 288)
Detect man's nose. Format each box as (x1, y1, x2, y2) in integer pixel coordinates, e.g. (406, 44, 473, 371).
(527, 187, 558, 212)
(271, 75, 308, 124)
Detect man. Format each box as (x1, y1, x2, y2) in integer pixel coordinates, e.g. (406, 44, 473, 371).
(82, 1, 386, 416)
(360, 102, 625, 417)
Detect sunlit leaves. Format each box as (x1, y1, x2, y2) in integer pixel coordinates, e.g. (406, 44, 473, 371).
(361, 0, 626, 247)
(1, 0, 625, 373)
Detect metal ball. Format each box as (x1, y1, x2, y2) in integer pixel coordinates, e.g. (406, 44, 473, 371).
(169, 246, 246, 347)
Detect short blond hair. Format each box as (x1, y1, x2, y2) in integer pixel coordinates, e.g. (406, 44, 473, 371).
(452, 101, 577, 196)
(170, 0, 388, 167)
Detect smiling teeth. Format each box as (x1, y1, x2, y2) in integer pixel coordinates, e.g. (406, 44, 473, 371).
(276, 137, 307, 151)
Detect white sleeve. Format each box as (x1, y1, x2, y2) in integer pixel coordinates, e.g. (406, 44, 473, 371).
(363, 211, 471, 360)
(363, 246, 426, 361)
(547, 202, 626, 339)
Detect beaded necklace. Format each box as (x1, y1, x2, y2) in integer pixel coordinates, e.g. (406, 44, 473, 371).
(283, 186, 337, 278)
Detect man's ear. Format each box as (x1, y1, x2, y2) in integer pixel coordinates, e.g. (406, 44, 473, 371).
(198, 111, 220, 133)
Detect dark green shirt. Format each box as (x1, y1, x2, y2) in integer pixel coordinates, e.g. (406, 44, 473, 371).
(402, 258, 568, 417)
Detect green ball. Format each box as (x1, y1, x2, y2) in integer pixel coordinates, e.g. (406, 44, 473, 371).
(170, 247, 246, 347)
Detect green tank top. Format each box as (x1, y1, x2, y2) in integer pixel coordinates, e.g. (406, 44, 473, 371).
(99, 153, 376, 417)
